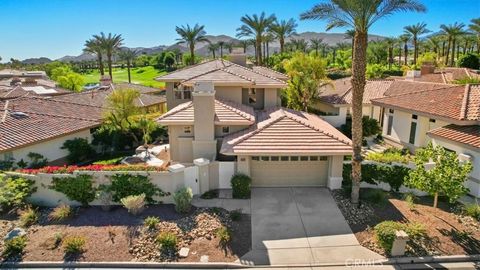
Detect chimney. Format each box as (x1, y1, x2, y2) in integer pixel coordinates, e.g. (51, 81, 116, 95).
(420, 62, 435, 75)
(100, 75, 112, 86)
(192, 81, 217, 161)
(228, 48, 247, 67)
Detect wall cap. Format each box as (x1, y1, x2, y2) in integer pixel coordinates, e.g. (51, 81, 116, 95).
(194, 158, 210, 166)
(168, 164, 186, 173)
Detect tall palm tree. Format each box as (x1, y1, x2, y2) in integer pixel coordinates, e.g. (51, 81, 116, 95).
(94, 32, 123, 81)
(217, 41, 226, 58)
(427, 35, 441, 54)
(207, 42, 219, 59)
(404, 22, 430, 65)
(310, 38, 323, 56)
(236, 12, 276, 66)
(345, 29, 356, 55)
(290, 38, 309, 52)
(384, 37, 396, 69)
(270, 18, 297, 53)
(239, 39, 250, 53)
(301, 0, 426, 205)
(469, 18, 480, 54)
(84, 38, 105, 76)
(440, 22, 466, 66)
(175, 24, 208, 65)
(399, 33, 411, 65)
(118, 49, 138, 83)
(262, 33, 275, 64)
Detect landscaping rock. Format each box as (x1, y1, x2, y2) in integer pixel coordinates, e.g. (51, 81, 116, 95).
(4, 227, 26, 240)
(331, 190, 374, 226)
(179, 247, 189, 258)
(200, 255, 209, 262)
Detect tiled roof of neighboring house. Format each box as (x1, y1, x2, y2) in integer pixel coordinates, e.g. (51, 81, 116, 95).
(398, 68, 480, 84)
(156, 99, 255, 125)
(428, 125, 480, 149)
(319, 79, 393, 105)
(0, 97, 102, 152)
(220, 107, 352, 155)
(372, 84, 480, 122)
(156, 59, 287, 88)
(0, 77, 67, 100)
(384, 80, 454, 96)
(252, 66, 289, 81)
(52, 86, 166, 108)
(113, 83, 164, 94)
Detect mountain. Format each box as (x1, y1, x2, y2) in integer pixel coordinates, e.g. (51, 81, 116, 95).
(21, 57, 52, 65)
(55, 32, 386, 62)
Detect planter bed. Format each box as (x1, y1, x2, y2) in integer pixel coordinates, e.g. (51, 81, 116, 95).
(332, 189, 480, 257)
(0, 205, 250, 263)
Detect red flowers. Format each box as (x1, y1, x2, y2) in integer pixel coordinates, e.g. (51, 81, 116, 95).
(18, 164, 165, 175)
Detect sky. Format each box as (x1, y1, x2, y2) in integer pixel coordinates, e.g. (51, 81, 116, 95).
(0, 0, 479, 61)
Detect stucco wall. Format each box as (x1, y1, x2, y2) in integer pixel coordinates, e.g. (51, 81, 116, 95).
(320, 107, 348, 127)
(4, 129, 92, 165)
(215, 86, 242, 103)
(168, 125, 194, 162)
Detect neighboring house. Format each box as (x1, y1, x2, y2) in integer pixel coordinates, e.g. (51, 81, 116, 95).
(371, 84, 480, 197)
(0, 73, 70, 100)
(156, 55, 351, 189)
(397, 67, 480, 84)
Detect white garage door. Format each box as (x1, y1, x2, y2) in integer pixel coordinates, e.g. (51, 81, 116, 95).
(250, 156, 329, 187)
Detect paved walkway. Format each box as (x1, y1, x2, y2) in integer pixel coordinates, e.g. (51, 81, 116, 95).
(240, 187, 383, 266)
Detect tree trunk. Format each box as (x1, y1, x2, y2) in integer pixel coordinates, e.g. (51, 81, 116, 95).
(388, 47, 393, 69)
(107, 52, 113, 82)
(266, 41, 270, 66)
(445, 38, 451, 66)
(220, 45, 223, 58)
(450, 38, 456, 67)
(441, 41, 446, 57)
(256, 37, 263, 66)
(404, 43, 408, 65)
(280, 37, 285, 53)
(127, 61, 131, 83)
(190, 44, 195, 65)
(350, 31, 368, 205)
(433, 192, 438, 208)
(413, 36, 418, 65)
(398, 45, 402, 66)
(98, 54, 105, 76)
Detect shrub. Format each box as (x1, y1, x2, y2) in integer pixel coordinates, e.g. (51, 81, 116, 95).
(200, 189, 218, 199)
(404, 193, 416, 210)
(340, 116, 381, 138)
(19, 207, 38, 227)
(50, 174, 96, 206)
(26, 152, 48, 169)
(231, 174, 251, 199)
(457, 53, 479, 69)
(404, 222, 426, 239)
(463, 203, 480, 220)
(230, 209, 242, 221)
(63, 236, 86, 254)
(61, 138, 95, 164)
(156, 232, 177, 251)
(0, 160, 14, 171)
(109, 174, 166, 203)
(374, 221, 404, 253)
(361, 189, 387, 205)
(0, 176, 36, 211)
(144, 216, 160, 229)
(366, 148, 412, 164)
(92, 157, 123, 165)
(121, 194, 146, 215)
(173, 187, 193, 213)
(216, 226, 231, 245)
(2, 236, 27, 257)
(343, 163, 411, 191)
(48, 204, 72, 222)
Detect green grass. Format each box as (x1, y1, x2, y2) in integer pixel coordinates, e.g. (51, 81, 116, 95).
(81, 66, 166, 88)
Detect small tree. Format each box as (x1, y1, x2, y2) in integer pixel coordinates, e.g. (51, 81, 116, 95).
(405, 143, 473, 208)
(104, 88, 141, 144)
(457, 53, 480, 69)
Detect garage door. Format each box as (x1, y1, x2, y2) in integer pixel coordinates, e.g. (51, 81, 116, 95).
(250, 156, 328, 187)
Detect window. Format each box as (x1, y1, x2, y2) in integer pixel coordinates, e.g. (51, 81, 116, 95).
(387, 115, 393, 135)
(319, 156, 328, 161)
(251, 156, 259, 161)
(174, 90, 183, 100)
(280, 156, 289, 161)
(389, 109, 394, 114)
(412, 114, 418, 120)
(429, 119, 436, 123)
(183, 86, 192, 100)
(248, 88, 257, 104)
(300, 156, 309, 161)
(222, 126, 230, 134)
(271, 156, 279, 161)
(309, 156, 318, 161)
(409, 122, 417, 144)
(261, 156, 269, 161)
(183, 126, 192, 134)
(290, 156, 299, 161)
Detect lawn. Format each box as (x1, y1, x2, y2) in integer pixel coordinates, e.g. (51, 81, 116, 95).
(81, 66, 166, 88)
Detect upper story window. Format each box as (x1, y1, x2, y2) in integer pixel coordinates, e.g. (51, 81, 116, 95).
(429, 119, 436, 123)
(183, 126, 192, 134)
(222, 126, 230, 134)
(248, 88, 257, 104)
(412, 114, 418, 120)
(388, 109, 394, 114)
(173, 83, 192, 100)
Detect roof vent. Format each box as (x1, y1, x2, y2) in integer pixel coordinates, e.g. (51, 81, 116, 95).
(10, 111, 29, 118)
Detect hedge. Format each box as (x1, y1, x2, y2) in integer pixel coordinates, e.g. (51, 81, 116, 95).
(343, 162, 411, 191)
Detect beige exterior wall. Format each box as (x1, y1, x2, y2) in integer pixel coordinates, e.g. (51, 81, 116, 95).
(214, 125, 249, 138)
(168, 125, 194, 162)
(215, 86, 242, 103)
(264, 88, 281, 108)
(2, 129, 92, 165)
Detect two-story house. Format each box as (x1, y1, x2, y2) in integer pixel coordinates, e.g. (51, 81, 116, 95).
(156, 55, 352, 189)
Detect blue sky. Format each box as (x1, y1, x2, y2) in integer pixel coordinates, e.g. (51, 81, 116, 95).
(0, 0, 479, 61)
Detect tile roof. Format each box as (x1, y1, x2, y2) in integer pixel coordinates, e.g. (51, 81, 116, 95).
(428, 125, 480, 149)
(372, 84, 480, 122)
(156, 99, 255, 125)
(113, 83, 164, 94)
(156, 59, 287, 88)
(400, 68, 480, 84)
(0, 97, 103, 152)
(384, 80, 454, 96)
(319, 79, 393, 105)
(220, 107, 352, 155)
(252, 66, 289, 81)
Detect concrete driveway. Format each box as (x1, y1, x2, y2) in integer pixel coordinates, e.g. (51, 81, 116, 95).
(240, 187, 383, 265)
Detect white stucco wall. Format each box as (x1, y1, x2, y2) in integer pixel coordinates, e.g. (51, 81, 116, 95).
(2, 129, 92, 164)
(320, 107, 348, 127)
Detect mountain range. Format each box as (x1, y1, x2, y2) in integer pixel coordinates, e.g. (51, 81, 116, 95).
(22, 32, 385, 64)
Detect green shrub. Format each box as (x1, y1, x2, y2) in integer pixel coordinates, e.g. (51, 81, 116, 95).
(361, 189, 387, 205)
(173, 187, 193, 213)
(48, 204, 73, 222)
(230, 209, 242, 221)
(26, 152, 48, 169)
(231, 174, 251, 199)
(457, 53, 479, 69)
(144, 216, 160, 229)
(121, 194, 146, 215)
(61, 138, 95, 164)
(0, 160, 14, 171)
(216, 226, 231, 245)
(0, 176, 36, 211)
(50, 174, 96, 206)
(200, 189, 218, 199)
(2, 236, 27, 257)
(404, 193, 416, 210)
(366, 148, 412, 164)
(92, 157, 123, 165)
(19, 207, 38, 227)
(156, 232, 177, 251)
(463, 203, 480, 220)
(374, 221, 404, 253)
(109, 174, 166, 203)
(340, 116, 381, 138)
(343, 163, 410, 191)
(404, 222, 426, 239)
(63, 236, 86, 254)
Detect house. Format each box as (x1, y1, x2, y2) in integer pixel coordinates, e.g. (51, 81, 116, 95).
(371, 84, 480, 197)
(156, 55, 351, 189)
(0, 71, 70, 100)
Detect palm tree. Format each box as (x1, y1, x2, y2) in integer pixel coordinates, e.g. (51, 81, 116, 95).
(270, 18, 297, 53)
(118, 49, 138, 84)
(290, 38, 309, 52)
(262, 33, 275, 64)
(207, 42, 219, 59)
(404, 22, 430, 65)
(384, 37, 396, 69)
(94, 32, 123, 81)
(399, 34, 411, 65)
(236, 12, 276, 66)
(310, 38, 323, 56)
(345, 29, 356, 55)
(84, 38, 105, 76)
(239, 39, 250, 53)
(217, 41, 226, 58)
(469, 18, 480, 54)
(301, 0, 426, 205)
(440, 22, 466, 66)
(427, 35, 441, 54)
(175, 24, 208, 65)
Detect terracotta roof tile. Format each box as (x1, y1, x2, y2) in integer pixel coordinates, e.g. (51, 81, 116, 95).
(220, 107, 352, 155)
(428, 125, 480, 149)
(252, 66, 289, 81)
(384, 80, 454, 96)
(319, 79, 393, 105)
